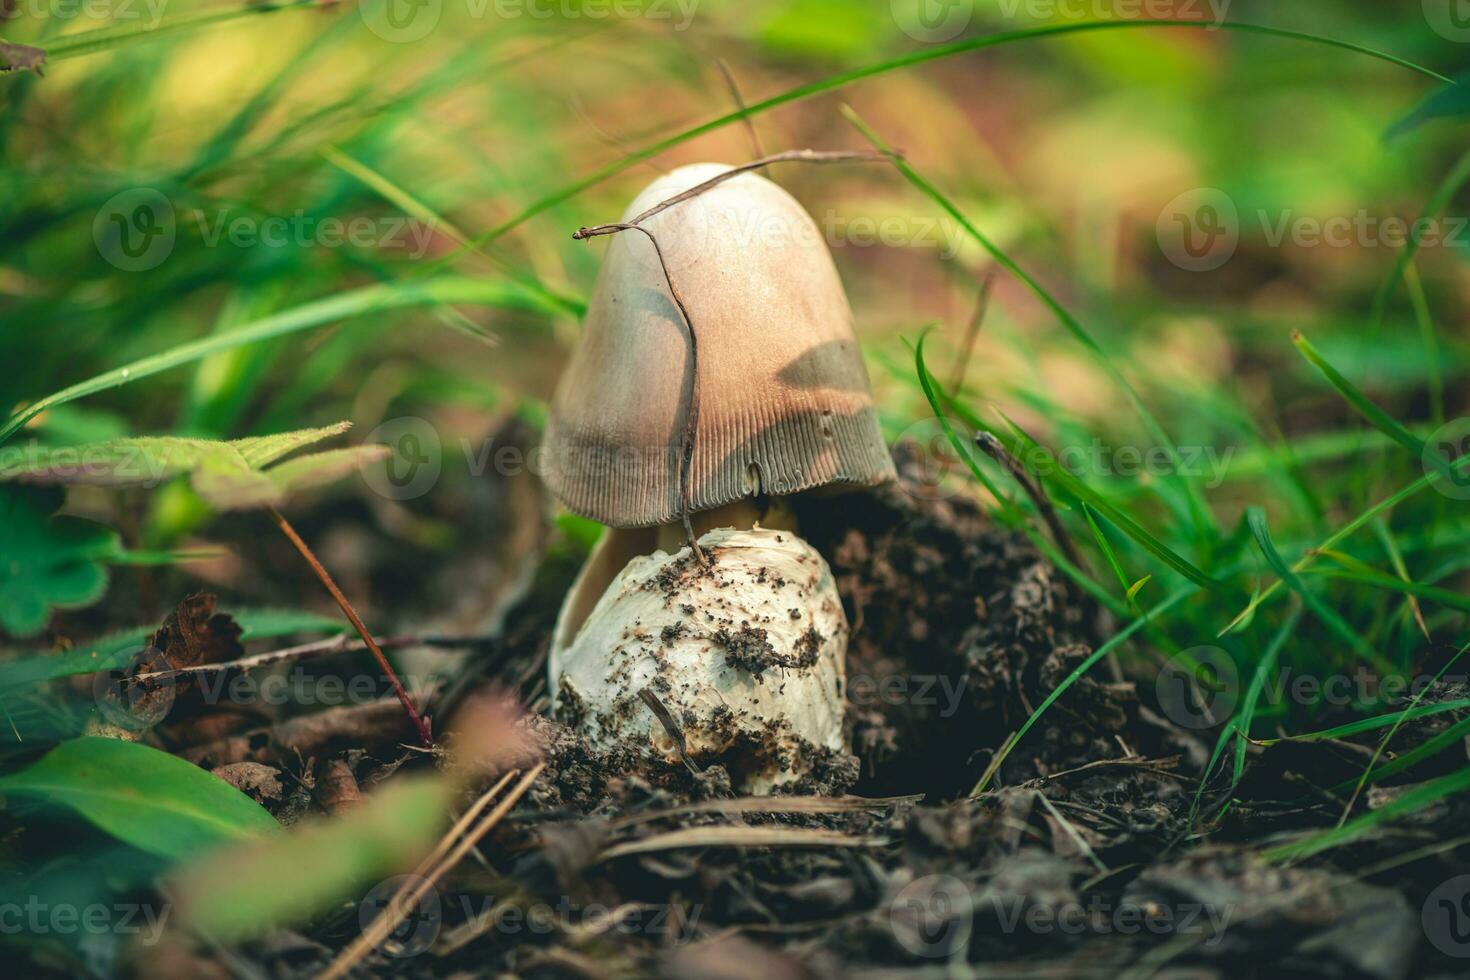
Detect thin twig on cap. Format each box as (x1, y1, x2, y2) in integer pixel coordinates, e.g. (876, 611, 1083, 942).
(571, 149, 891, 558)
(573, 149, 890, 241)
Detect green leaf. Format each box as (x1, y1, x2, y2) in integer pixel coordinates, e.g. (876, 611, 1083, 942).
(0, 423, 390, 512)
(0, 737, 279, 861)
(1219, 472, 1443, 635)
(0, 487, 118, 637)
(911, 335, 1127, 616)
(1368, 149, 1470, 336)
(996, 412, 1219, 590)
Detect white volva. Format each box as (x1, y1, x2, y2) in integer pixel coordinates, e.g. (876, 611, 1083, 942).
(550, 527, 847, 792)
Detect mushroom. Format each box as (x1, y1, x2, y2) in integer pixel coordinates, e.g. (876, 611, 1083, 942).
(543, 162, 895, 791)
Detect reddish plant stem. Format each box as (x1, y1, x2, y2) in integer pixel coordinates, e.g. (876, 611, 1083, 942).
(265, 506, 433, 747)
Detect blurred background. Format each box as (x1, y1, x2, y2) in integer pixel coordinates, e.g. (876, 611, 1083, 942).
(2, 0, 1467, 705)
(4, 1, 1470, 974)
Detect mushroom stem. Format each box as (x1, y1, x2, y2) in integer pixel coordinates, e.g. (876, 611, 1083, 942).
(655, 497, 796, 557)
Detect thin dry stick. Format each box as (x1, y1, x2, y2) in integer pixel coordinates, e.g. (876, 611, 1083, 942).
(130, 632, 490, 684)
(948, 268, 997, 394)
(638, 687, 703, 774)
(973, 432, 1086, 573)
(576, 149, 888, 238)
(572, 150, 890, 557)
(317, 764, 545, 980)
(715, 59, 765, 158)
(266, 506, 433, 748)
(407, 770, 518, 881)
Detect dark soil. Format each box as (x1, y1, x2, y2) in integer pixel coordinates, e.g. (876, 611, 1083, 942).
(91, 451, 1470, 977)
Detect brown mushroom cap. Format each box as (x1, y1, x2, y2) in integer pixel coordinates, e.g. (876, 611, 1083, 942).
(543, 163, 896, 528)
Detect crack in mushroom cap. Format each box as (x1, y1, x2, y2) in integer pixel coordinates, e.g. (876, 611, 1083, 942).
(544, 163, 896, 528)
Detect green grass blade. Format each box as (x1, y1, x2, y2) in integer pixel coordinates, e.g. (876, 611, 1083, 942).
(846, 105, 1218, 544)
(970, 588, 1198, 797)
(1220, 471, 1448, 635)
(42, 0, 315, 62)
(1291, 331, 1429, 461)
(1304, 568, 1470, 615)
(439, 19, 1444, 262)
(1190, 606, 1303, 824)
(913, 335, 1128, 617)
(1274, 700, 1470, 743)
(1403, 264, 1445, 426)
(1368, 147, 1470, 336)
(1330, 712, 1470, 787)
(1245, 508, 1376, 664)
(1082, 502, 1134, 603)
(995, 412, 1219, 590)
(0, 278, 565, 445)
(1265, 765, 1470, 862)
(1233, 609, 1302, 785)
(1339, 641, 1470, 825)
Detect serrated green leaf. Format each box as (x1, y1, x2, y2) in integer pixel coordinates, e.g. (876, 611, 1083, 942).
(0, 487, 118, 637)
(0, 423, 382, 512)
(231, 423, 352, 468)
(257, 446, 392, 502)
(0, 737, 279, 861)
